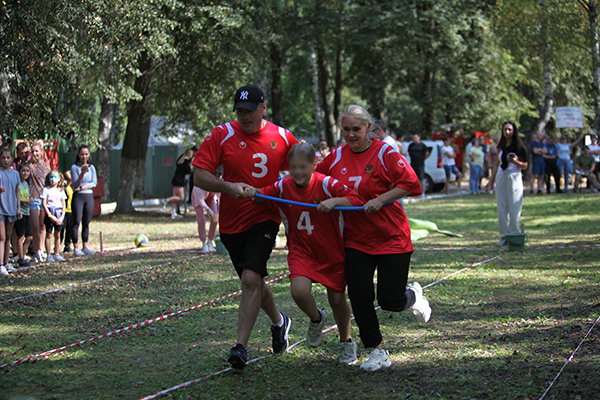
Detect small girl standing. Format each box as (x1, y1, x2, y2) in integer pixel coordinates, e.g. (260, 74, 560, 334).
(192, 168, 221, 253)
(245, 142, 363, 364)
(41, 170, 67, 262)
(14, 163, 33, 268)
(0, 149, 22, 276)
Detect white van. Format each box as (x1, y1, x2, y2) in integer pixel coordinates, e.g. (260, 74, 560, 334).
(401, 139, 456, 193)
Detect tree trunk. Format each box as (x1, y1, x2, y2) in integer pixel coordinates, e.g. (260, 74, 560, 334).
(589, 0, 600, 135)
(269, 43, 284, 126)
(332, 46, 343, 143)
(115, 52, 153, 214)
(534, 0, 554, 136)
(309, 46, 325, 141)
(421, 68, 436, 137)
(317, 43, 336, 147)
(97, 94, 117, 202)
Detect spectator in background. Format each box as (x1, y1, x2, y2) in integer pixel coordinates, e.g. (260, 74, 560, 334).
(557, 133, 584, 193)
(468, 137, 484, 195)
(163, 148, 194, 219)
(28, 142, 51, 262)
(485, 120, 528, 246)
(192, 167, 221, 253)
(70, 145, 98, 257)
(574, 146, 600, 192)
(487, 135, 500, 192)
(372, 120, 400, 152)
(588, 134, 600, 182)
(13, 142, 30, 170)
(336, 137, 347, 148)
(530, 131, 547, 194)
(408, 133, 429, 198)
(441, 136, 463, 195)
(316, 140, 330, 161)
(543, 136, 561, 193)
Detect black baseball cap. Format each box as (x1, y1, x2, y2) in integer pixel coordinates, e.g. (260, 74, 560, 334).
(233, 85, 265, 111)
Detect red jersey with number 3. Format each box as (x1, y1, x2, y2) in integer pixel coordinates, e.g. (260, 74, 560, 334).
(261, 172, 363, 292)
(192, 120, 298, 234)
(316, 140, 422, 255)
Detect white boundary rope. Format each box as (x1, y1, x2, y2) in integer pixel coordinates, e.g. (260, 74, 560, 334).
(138, 255, 502, 399)
(1, 256, 203, 304)
(538, 314, 600, 400)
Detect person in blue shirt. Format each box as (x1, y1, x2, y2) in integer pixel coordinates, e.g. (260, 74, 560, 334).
(543, 136, 561, 193)
(70, 145, 97, 257)
(530, 131, 547, 194)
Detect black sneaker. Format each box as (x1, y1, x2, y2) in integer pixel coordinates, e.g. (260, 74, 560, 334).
(18, 258, 31, 267)
(271, 313, 291, 354)
(64, 244, 73, 253)
(227, 343, 247, 370)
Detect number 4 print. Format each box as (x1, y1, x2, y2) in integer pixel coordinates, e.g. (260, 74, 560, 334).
(297, 211, 314, 235)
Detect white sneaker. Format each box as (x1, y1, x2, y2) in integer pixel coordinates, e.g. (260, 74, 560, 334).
(496, 237, 507, 246)
(6, 264, 18, 273)
(0, 265, 8, 276)
(202, 242, 210, 253)
(46, 254, 55, 263)
(339, 338, 358, 364)
(53, 254, 65, 262)
(9, 256, 19, 263)
(171, 212, 183, 219)
(82, 247, 96, 256)
(161, 199, 168, 211)
(207, 241, 216, 253)
(306, 308, 327, 347)
(36, 251, 45, 262)
(408, 282, 431, 323)
(360, 349, 392, 371)
(73, 248, 85, 257)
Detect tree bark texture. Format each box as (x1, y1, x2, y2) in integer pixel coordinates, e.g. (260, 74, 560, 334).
(309, 46, 325, 141)
(269, 43, 284, 127)
(115, 52, 153, 214)
(534, 0, 554, 137)
(317, 43, 336, 147)
(332, 46, 343, 143)
(589, 0, 600, 135)
(97, 94, 117, 202)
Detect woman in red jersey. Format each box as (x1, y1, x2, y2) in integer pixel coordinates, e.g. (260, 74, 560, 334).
(317, 105, 432, 371)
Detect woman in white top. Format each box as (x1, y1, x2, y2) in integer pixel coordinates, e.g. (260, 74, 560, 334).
(557, 133, 584, 193)
(485, 121, 528, 246)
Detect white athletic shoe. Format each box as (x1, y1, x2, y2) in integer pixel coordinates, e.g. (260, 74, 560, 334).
(6, 264, 18, 273)
(360, 349, 392, 371)
(306, 308, 327, 347)
(46, 254, 55, 263)
(161, 199, 168, 211)
(408, 282, 431, 323)
(73, 248, 85, 257)
(339, 338, 358, 364)
(202, 242, 210, 253)
(82, 247, 96, 256)
(496, 237, 507, 246)
(9, 256, 19, 263)
(0, 265, 8, 276)
(207, 241, 216, 253)
(53, 254, 65, 262)
(171, 212, 183, 219)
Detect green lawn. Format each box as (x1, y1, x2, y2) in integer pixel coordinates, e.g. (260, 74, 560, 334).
(1, 192, 599, 399)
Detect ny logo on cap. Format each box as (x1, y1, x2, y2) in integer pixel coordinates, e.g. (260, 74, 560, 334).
(240, 91, 249, 100)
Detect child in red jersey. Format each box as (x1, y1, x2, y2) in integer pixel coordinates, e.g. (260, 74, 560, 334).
(244, 142, 362, 364)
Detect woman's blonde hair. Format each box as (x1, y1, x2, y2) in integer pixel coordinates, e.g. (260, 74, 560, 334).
(339, 104, 374, 128)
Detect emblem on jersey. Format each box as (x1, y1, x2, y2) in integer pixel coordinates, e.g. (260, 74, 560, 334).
(239, 141, 247, 149)
(398, 159, 405, 168)
(365, 164, 374, 174)
(205, 132, 212, 140)
(270, 140, 278, 150)
(341, 167, 348, 175)
(313, 198, 322, 205)
(240, 91, 249, 100)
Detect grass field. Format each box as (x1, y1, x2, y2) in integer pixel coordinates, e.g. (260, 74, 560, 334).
(1, 192, 599, 399)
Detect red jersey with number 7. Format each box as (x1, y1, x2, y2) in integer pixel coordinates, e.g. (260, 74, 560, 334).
(192, 120, 298, 234)
(316, 140, 422, 254)
(261, 172, 363, 292)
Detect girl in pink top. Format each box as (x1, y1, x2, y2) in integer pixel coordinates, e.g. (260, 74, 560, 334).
(192, 168, 221, 253)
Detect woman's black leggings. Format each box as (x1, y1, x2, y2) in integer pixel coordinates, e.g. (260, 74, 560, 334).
(72, 192, 94, 244)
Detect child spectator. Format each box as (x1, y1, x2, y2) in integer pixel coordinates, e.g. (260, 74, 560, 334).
(14, 163, 33, 268)
(245, 142, 363, 364)
(61, 171, 74, 252)
(574, 146, 600, 192)
(441, 136, 463, 195)
(468, 137, 484, 194)
(192, 168, 221, 253)
(41, 169, 67, 262)
(530, 131, 547, 194)
(0, 149, 22, 276)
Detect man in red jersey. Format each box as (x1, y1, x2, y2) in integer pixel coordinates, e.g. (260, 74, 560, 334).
(193, 85, 298, 370)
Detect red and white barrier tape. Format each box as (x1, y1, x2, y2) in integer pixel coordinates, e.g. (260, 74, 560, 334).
(0, 274, 288, 369)
(417, 244, 599, 251)
(139, 255, 501, 399)
(1, 256, 203, 304)
(538, 314, 600, 400)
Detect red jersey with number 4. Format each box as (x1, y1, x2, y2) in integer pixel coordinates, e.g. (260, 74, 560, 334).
(261, 172, 363, 292)
(192, 120, 298, 234)
(316, 140, 422, 255)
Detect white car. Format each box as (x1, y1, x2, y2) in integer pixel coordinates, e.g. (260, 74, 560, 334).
(402, 139, 456, 193)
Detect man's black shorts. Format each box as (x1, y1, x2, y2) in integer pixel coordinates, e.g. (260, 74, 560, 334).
(220, 219, 279, 278)
(14, 215, 32, 238)
(412, 164, 425, 181)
